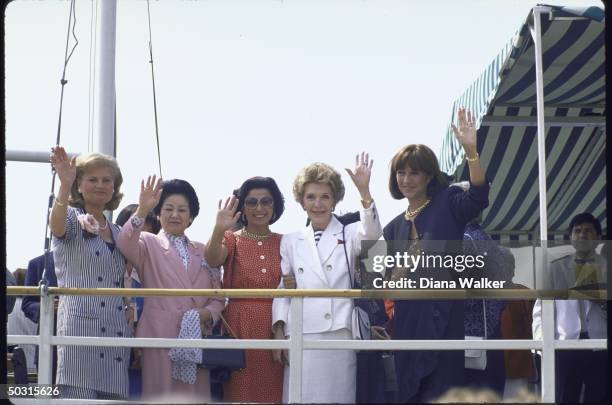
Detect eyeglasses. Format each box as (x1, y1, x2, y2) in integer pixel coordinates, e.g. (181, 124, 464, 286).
(244, 196, 274, 209)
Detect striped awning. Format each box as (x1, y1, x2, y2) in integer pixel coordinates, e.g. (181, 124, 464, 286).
(439, 4, 605, 241)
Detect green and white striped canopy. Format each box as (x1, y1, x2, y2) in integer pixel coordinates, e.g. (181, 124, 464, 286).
(439, 4, 605, 241)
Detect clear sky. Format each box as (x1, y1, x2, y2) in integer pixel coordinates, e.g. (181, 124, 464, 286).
(4, 0, 603, 272)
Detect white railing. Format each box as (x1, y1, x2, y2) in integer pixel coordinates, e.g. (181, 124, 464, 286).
(6, 287, 607, 404)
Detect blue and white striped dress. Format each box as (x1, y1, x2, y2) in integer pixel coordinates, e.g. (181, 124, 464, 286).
(53, 206, 131, 397)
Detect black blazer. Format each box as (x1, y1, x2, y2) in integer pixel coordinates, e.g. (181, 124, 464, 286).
(383, 183, 489, 402)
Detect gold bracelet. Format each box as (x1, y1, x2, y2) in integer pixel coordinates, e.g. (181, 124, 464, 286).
(465, 153, 479, 162)
(54, 198, 67, 207)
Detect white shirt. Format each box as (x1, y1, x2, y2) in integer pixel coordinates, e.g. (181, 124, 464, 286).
(532, 252, 607, 340)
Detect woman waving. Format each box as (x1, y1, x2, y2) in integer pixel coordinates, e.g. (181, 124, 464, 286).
(272, 153, 382, 403)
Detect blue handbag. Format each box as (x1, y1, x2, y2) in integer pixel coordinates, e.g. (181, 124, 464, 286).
(200, 313, 245, 379)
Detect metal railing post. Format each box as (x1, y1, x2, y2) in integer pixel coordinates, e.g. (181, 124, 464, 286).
(529, 7, 555, 402)
(38, 293, 55, 384)
(541, 299, 556, 402)
(288, 297, 303, 403)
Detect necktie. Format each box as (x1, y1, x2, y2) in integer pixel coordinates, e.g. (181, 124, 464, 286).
(573, 261, 599, 287)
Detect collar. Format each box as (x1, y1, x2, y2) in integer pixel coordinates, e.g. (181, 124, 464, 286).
(164, 230, 187, 243)
(158, 230, 196, 251)
(300, 214, 344, 239)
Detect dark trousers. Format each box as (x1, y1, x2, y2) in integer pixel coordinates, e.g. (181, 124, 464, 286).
(556, 349, 607, 403)
(128, 368, 142, 399)
(8, 346, 29, 384)
(403, 350, 465, 403)
(464, 349, 506, 395)
(356, 351, 398, 404)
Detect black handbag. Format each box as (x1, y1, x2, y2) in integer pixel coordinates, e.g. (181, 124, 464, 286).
(200, 313, 246, 380)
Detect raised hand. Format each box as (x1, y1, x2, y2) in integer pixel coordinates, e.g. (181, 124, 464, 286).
(139, 175, 163, 213)
(345, 152, 374, 196)
(451, 107, 477, 154)
(50, 146, 77, 187)
(214, 196, 241, 232)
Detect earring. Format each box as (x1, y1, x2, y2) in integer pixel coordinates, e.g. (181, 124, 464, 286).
(241, 213, 247, 223)
(270, 213, 276, 222)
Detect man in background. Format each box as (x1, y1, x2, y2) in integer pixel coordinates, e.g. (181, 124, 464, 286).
(21, 252, 58, 382)
(7, 268, 39, 374)
(532, 212, 607, 403)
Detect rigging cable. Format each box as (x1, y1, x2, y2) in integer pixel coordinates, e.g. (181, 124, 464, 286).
(41, 0, 79, 288)
(87, 0, 98, 152)
(147, 0, 163, 177)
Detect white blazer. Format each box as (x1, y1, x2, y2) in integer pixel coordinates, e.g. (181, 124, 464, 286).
(532, 253, 607, 340)
(272, 203, 382, 336)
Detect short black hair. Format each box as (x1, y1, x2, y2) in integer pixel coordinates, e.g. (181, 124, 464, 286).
(116, 203, 161, 233)
(233, 176, 285, 226)
(569, 212, 602, 236)
(154, 179, 200, 220)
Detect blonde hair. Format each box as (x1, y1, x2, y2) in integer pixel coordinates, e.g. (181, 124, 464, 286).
(432, 387, 501, 403)
(434, 387, 540, 404)
(69, 153, 124, 210)
(292, 162, 345, 204)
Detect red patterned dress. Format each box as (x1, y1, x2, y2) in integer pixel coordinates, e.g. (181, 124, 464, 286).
(222, 231, 283, 403)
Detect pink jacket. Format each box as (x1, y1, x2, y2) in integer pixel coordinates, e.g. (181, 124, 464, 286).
(117, 217, 225, 339)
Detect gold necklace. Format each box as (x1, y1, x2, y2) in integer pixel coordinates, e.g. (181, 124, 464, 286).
(404, 199, 431, 220)
(241, 228, 272, 241)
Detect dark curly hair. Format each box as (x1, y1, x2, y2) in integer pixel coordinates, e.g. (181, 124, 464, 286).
(154, 179, 200, 221)
(116, 203, 161, 234)
(233, 176, 285, 227)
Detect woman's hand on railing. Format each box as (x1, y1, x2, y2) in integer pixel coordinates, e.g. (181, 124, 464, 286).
(272, 322, 289, 366)
(283, 275, 296, 289)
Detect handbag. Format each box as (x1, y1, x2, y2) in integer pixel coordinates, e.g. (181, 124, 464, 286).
(352, 306, 371, 340)
(464, 299, 487, 370)
(463, 231, 490, 370)
(200, 313, 246, 376)
(340, 219, 385, 341)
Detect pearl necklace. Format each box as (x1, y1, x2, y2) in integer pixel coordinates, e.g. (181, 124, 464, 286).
(241, 228, 272, 241)
(404, 199, 431, 220)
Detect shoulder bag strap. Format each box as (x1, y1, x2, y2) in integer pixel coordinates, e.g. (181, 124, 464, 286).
(465, 232, 487, 339)
(218, 312, 239, 339)
(342, 224, 356, 289)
